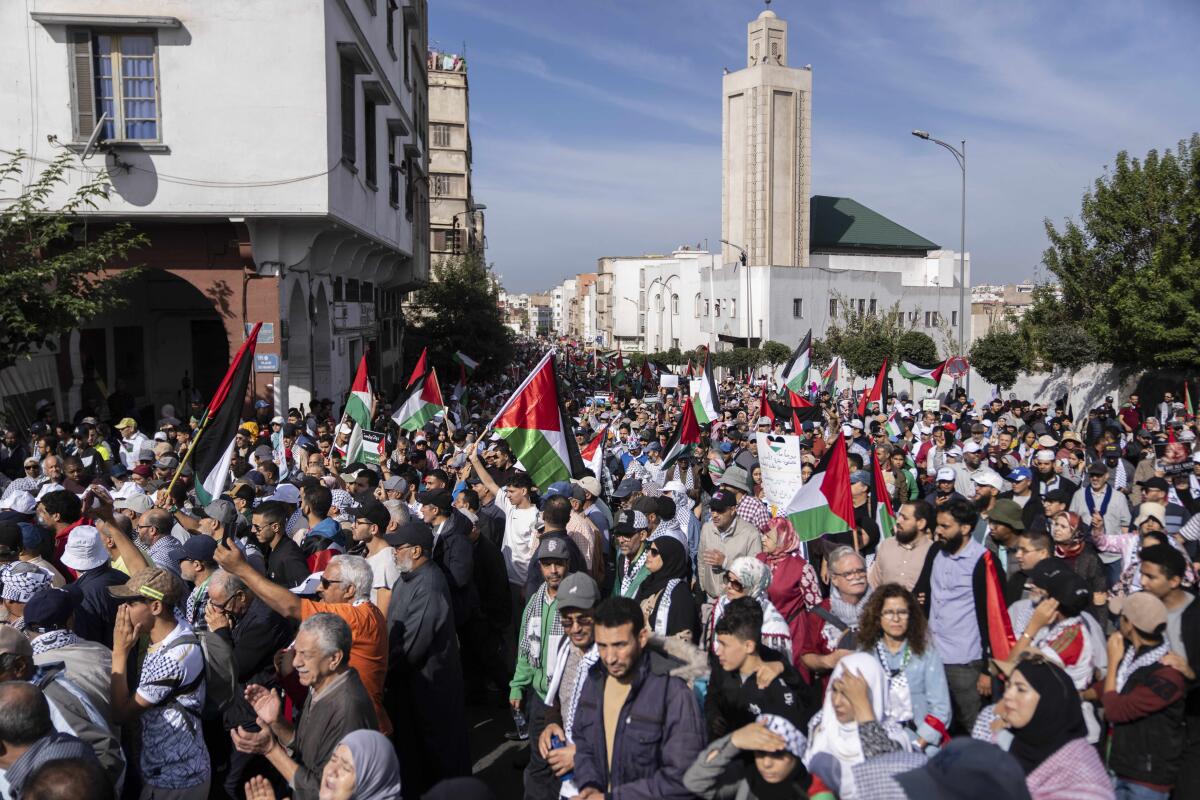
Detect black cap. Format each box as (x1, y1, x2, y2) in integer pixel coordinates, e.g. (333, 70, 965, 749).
(416, 489, 452, 513)
(1029, 557, 1090, 617)
(282, 423, 298, 437)
(1043, 488, 1073, 505)
(23, 588, 74, 631)
(1087, 462, 1109, 476)
(709, 489, 737, 512)
(355, 499, 391, 530)
(1137, 476, 1169, 492)
(631, 496, 658, 516)
(179, 535, 218, 563)
(384, 520, 434, 550)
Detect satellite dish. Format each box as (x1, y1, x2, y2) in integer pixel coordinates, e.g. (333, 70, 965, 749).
(80, 113, 109, 161)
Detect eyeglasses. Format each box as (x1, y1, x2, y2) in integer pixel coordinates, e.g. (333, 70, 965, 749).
(320, 577, 346, 589)
(727, 578, 744, 592)
(647, 546, 661, 556)
(208, 591, 242, 612)
(833, 568, 867, 579)
(880, 609, 910, 620)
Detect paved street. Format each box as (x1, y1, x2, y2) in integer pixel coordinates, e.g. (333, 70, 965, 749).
(466, 698, 527, 796)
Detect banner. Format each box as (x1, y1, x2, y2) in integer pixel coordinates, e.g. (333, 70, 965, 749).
(360, 430, 387, 465)
(756, 432, 805, 511)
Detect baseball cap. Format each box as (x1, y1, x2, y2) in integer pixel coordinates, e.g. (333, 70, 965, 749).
(384, 520, 434, 550)
(1086, 462, 1108, 476)
(1137, 476, 1169, 492)
(115, 417, 138, 431)
(1028, 558, 1089, 617)
(115, 494, 155, 515)
(611, 475, 642, 500)
(1036, 434, 1058, 448)
(972, 470, 1003, 490)
(556, 572, 600, 611)
(60, 525, 109, 572)
(533, 535, 570, 562)
(1110, 591, 1168, 634)
(381, 476, 407, 493)
(1043, 488, 1073, 505)
(155, 455, 179, 471)
(417, 489, 452, 512)
(709, 489, 737, 513)
(0, 492, 36, 515)
(542, 481, 574, 501)
(203, 498, 239, 529)
(574, 476, 601, 498)
(178, 535, 219, 564)
(22, 588, 74, 632)
(611, 509, 649, 537)
(849, 419, 864, 430)
(631, 496, 659, 516)
(1008, 467, 1032, 483)
(896, 738, 1032, 800)
(0, 625, 33, 660)
(849, 471, 872, 486)
(108, 566, 185, 607)
(988, 499, 1025, 531)
(962, 441, 984, 454)
(254, 399, 271, 409)
(936, 467, 956, 482)
(355, 499, 391, 530)
(267, 483, 301, 505)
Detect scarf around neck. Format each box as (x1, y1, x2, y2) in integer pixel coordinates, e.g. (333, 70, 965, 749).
(1116, 641, 1169, 692)
(829, 585, 872, 628)
(518, 582, 564, 670)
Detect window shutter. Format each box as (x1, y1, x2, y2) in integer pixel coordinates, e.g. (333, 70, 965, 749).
(69, 30, 96, 140)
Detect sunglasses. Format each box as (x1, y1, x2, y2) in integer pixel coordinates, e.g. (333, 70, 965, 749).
(561, 613, 594, 630)
(647, 546, 661, 556)
(319, 577, 346, 589)
(727, 578, 744, 592)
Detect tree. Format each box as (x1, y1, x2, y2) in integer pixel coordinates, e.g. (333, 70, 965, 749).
(1042, 134, 1200, 368)
(970, 329, 1024, 390)
(760, 340, 792, 371)
(895, 330, 938, 368)
(811, 338, 833, 370)
(823, 295, 932, 379)
(408, 249, 512, 382)
(0, 151, 147, 371)
(1038, 324, 1098, 371)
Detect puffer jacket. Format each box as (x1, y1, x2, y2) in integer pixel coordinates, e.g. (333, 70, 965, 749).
(571, 651, 707, 799)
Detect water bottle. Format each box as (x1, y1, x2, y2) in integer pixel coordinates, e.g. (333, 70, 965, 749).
(511, 707, 529, 740)
(550, 734, 574, 783)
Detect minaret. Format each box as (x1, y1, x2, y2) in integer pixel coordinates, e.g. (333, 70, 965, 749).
(721, 7, 812, 267)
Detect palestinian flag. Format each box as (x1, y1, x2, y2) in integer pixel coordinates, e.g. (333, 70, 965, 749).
(857, 358, 889, 418)
(452, 351, 479, 375)
(662, 397, 700, 471)
(581, 424, 609, 478)
(783, 430, 856, 542)
(692, 351, 720, 425)
(343, 355, 373, 464)
(871, 450, 896, 539)
(787, 388, 813, 408)
(885, 412, 903, 439)
(779, 330, 812, 394)
(822, 357, 840, 394)
(897, 359, 947, 389)
(406, 346, 429, 388)
(982, 549, 1017, 660)
(451, 363, 468, 403)
(758, 387, 775, 424)
(1186, 383, 1194, 419)
(191, 323, 261, 505)
(392, 368, 444, 431)
(488, 352, 584, 490)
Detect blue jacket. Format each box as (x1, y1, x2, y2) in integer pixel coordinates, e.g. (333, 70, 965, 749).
(571, 653, 706, 799)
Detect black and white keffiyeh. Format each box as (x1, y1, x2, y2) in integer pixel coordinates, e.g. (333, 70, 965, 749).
(1115, 642, 1169, 692)
(518, 582, 564, 671)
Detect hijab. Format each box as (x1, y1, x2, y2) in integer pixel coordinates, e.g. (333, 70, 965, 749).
(804, 652, 890, 768)
(339, 729, 402, 800)
(728, 555, 773, 599)
(635, 535, 689, 602)
(1007, 659, 1087, 775)
(761, 517, 801, 567)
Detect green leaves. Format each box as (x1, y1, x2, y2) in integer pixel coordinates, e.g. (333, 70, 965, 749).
(969, 329, 1024, 390)
(0, 150, 147, 371)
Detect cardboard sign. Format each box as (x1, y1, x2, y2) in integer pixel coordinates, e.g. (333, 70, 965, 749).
(660, 375, 679, 389)
(756, 432, 805, 512)
(360, 430, 387, 465)
(922, 398, 941, 412)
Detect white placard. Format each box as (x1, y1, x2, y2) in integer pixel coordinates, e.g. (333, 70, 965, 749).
(756, 432, 805, 511)
(659, 374, 679, 389)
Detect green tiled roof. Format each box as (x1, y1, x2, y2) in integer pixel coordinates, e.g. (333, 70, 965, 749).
(809, 196, 938, 252)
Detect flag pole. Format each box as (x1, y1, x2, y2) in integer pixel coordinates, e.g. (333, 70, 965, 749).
(165, 414, 213, 498)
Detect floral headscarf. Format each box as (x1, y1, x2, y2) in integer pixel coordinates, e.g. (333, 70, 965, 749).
(727, 556, 772, 598)
(761, 517, 801, 565)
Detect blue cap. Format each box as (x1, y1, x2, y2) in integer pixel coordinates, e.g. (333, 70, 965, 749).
(18, 522, 43, 551)
(719, 441, 733, 453)
(850, 470, 872, 486)
(109, 461, 129, 478)
(1009, 467, 1032, 482)
(543, 481, 574, 500)
(254, 400, 270, 409)
(23, 588, 74, 631)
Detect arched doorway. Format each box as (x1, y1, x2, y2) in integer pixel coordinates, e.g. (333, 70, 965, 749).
(73, 268, 229, 427)
(287, 283, 312, 412)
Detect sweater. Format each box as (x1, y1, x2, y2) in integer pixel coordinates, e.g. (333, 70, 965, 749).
(291, 669, 378, 799)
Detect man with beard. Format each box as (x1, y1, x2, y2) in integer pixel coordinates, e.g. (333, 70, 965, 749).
(384, 520, 470, 793)
(969, 470, 1004, 543)
(1031, 448, 1078, 498)
(869, 499, 935, 592)
(917, 496, 1005, 735)
(951, 441, 989, 499)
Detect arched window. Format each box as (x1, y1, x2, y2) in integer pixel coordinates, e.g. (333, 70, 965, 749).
(671, 294, 679, 315)
(704, 299, 710, 317)
(714, 300, 721, 318)
(730, 299, 737, 318)
(694, 293, 702, 318)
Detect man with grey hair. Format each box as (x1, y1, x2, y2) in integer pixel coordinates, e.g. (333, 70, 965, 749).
(134, 508, 184, 574)
(801, 545, 871, 676)
(214, 545, 391, 735)
(231, 613, 377, 798)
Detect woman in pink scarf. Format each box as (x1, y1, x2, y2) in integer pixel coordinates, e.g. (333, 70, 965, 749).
(757, 517, 822, 675)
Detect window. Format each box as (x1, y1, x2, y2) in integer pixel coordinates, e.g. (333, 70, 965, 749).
(951, 310, 958, 326)
(671, 294, 679, 315)
(346, 279, 360, 302)
(715, 301, 721, 318)
(639, 314, 646, 333)
(431, 123, 451, 147)
(431, 173, 452, 196)
(364, 97, 377, 187)
(386, 0, 398, 56)
(792, 298, 803, 318)
(705, 300, 710, 317)
(672, 338, 680, 349)
(445, 228, 461, 254)
(694, 293, 702, 318)
(388, 136, 399, 206)
(340, 58, 356, 164)
(857, 298, 866, 316)
(868, 299, 877, 316)
(829, 298, 838, 316)
(74, 32, 159, 141)
(730, 299, 736, 318)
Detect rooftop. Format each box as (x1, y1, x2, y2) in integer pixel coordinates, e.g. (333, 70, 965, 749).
(809, 196, 939, 253)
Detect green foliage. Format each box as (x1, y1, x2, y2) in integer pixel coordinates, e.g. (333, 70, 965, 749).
(1042, 133, 1200, 368)
(811, 338, 833, 370)
(824, 296, 925, 378)
(409, 250, 512, 381)
(1038, 324, 1098, 371)
(760, 340, 792, 369)
(895, 330, 938, 368)
(0, 151, 146, 371)
(969, 329, 1024, 390)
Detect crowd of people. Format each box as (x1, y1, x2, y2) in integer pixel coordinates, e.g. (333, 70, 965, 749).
(0, 337, 1197, 800)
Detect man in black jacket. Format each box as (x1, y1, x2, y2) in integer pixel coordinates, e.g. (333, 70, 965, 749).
(460, 507, 512, 700)
(705, 597, 812, 740)
(418, 489, 475, 627)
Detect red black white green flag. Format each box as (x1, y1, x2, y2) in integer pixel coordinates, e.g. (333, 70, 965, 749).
(192, 323, 261, 505)
(783, 431, 855, 542)
(661, 397, 700, 472)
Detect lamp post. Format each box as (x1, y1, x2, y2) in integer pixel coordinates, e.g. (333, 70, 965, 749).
(719, 239, 752, 352)
(645, 274, 679, 353)
(620, 296, 642, 351)
(911, 130, 966, 392)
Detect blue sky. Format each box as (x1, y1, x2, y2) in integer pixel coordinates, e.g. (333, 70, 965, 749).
(431, 0, 1200, 293)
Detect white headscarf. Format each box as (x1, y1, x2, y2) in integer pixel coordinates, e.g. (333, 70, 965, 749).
(803, 651, 889, 768)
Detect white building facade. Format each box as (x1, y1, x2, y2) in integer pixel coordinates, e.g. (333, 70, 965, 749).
(0, 0, 429, 423)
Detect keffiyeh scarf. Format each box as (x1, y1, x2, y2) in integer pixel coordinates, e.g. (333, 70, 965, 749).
(1116, 642, 1169, 692)
(619, 548, 650, 597)
(31, 629, 79, 656)
(875, 640, 913, 724)
(518, 582, 564, 671)
(563, 645, 600, 740)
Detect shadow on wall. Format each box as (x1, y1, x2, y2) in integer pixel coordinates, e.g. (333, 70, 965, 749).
(971, 363, 1123, 414)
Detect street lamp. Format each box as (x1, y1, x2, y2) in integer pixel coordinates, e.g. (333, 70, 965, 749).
(645, 274, 679, 353)
(912, 130, 967, 391)
(719, 239, 753, 353)
(620, 296, 642, 351)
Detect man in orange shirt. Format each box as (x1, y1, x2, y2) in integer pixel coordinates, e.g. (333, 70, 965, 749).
(214, 541, 390, 733)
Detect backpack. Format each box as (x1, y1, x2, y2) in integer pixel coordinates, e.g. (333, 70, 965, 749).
(164, 631, 238, 719)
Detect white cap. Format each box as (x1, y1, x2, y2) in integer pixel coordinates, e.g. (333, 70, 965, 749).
(1034, 449, 1056, 462)
(972, 470, 1004, 490)
(936, 467, 956, 482)
(946, 446, 963, 458)
(850, 419, 864, 429)
(35, 484, 68, 502)
(266, 483, 300, 505)
(841, 424, 853, 437)
(962, 441, 984, 454)
(289, 572, 324, 595)
(661, 480, 687, 494)
(60, 525, 109, 572)
(0, 492, 36, 514)
(110, 481, 146, 501)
